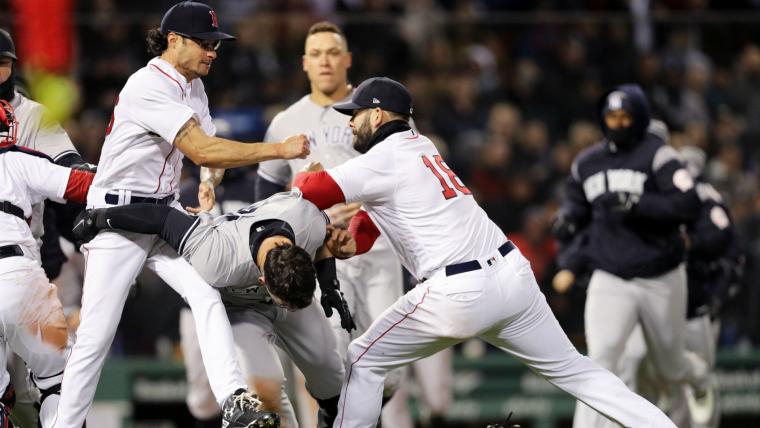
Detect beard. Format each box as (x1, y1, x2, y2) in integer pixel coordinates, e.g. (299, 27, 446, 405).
(352, 115, 373, 154)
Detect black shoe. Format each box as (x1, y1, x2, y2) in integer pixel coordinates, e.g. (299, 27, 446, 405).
(486, 411, 520, 428)
(221, 389, 280, 428)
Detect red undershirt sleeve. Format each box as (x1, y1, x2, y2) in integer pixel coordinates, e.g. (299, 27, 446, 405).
(293, 170, 346, 210)
(348, 210, 380, 255)
(63, 169, 95, 203)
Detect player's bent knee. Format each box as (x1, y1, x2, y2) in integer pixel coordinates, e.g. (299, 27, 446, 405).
(252, 378, 283, 413)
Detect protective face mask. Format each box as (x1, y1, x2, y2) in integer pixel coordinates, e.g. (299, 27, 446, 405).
(606, 127, 635, 147)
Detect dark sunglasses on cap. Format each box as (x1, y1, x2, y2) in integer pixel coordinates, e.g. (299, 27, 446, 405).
(171, 32, 221, 51)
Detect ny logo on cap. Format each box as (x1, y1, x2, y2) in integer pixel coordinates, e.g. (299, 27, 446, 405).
(372, 97, 380, 104)
(607, 91, 626, 110)
(209, 10, 219, 28)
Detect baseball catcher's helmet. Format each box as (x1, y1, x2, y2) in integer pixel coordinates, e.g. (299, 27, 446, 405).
(0, 99, 18, 148)
(0, 29, 16, 60)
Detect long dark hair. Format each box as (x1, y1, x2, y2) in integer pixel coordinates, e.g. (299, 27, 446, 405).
(146, 28, 168, 56)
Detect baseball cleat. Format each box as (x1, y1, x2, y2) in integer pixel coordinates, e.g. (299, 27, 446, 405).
(686, 377, 717, 426)
(221, 389, 280, 428)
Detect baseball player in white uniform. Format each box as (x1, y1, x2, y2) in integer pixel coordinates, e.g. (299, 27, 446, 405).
(53, 3, 308, 428)
(0, 99, 95, 428)
(71, 189, 354, 428)
(0, 27, 90, 428)
(294, 76, 678, 428)
(255, 22, 414, 425)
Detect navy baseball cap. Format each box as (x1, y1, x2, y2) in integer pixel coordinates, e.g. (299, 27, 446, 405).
(0, 29, 16, 60)
(161, 1, 235, 41)
(334, 77, 413, 116)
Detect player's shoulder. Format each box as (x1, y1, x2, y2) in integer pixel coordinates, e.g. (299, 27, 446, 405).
(571, 141, 607, 178)
(575, 141, 607, 164)
(270, 96, 313, 125)
(10, 93, 46, 121)
(126, 60, 183, 96)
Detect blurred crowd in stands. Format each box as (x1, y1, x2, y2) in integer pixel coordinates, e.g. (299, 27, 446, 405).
(6, 0, 760, 355)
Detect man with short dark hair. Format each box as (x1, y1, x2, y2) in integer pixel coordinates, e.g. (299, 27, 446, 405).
(54, 2, 309, 427)
(73, 188, 355, 428)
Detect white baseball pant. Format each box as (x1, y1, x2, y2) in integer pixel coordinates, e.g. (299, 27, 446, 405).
(53, 230, 246, 428)
(334, 247, 676, 428)
(0, 257, 69, 428)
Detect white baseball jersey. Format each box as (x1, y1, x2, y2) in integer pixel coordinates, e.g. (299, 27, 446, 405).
(11, 91, 78, 242)
(326, 128, 507, 281)
(258, 94, 356, 183)
(89, 57, 215, 205)
(0, 151, 70, 261)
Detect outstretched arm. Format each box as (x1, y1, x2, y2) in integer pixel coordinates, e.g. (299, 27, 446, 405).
(174, 118, 310, 168)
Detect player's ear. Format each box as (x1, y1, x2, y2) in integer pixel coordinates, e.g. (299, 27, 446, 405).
(302, 54, 307, 72)
(371, 108, 384, 127)
(346, 51, 352, 69)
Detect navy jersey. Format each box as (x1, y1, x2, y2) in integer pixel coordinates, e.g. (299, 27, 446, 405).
(561, 134, 699, 279)
(685, 179, 741, 318)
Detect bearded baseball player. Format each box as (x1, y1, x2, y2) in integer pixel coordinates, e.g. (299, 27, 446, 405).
(72, 188, 354, 428)
(254, 22, 413, 425)
(0, 27, 91, 428)
(293, 76, 677, 428)
(0, 100, 94, 428)
(53, 2, 309, 427)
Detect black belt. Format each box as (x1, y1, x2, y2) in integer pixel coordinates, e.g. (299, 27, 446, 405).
(444, 241, 516, 277)
(105, 193, 174, 205)
(0, 245, 23, 260)
(1, 200, 25, 221)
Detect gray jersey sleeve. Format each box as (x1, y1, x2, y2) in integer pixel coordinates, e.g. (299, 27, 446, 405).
(15, 94, 77, 161)
(258, 112, 293, 186)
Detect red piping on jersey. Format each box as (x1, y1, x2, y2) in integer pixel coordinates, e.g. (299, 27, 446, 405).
(293, 171, 346, 210)
(338, 286, 432, 428)
(154, 146, 176, 194)
(150, 64, 186, 97)
(348, 210, 380, 255)
(64, 170, 95, 203)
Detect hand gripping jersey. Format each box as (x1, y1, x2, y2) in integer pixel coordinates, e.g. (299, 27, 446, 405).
(180, 190, 328, 305)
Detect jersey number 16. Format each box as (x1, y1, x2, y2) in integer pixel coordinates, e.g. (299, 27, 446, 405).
(421, 154, 471, 200)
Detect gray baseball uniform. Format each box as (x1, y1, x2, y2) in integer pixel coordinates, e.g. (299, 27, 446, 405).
(177, 190, 344, 428)
(181, 190, 328, 292)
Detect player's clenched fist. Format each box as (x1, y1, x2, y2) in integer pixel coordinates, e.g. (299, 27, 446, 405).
(324, 225, 356, 259)
(280, 134, 310, 159)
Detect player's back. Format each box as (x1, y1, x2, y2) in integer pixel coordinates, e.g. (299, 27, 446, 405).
(331, 128, 506, 281)
(0, 150, 69, 260)
(189, 190, 328, 289)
